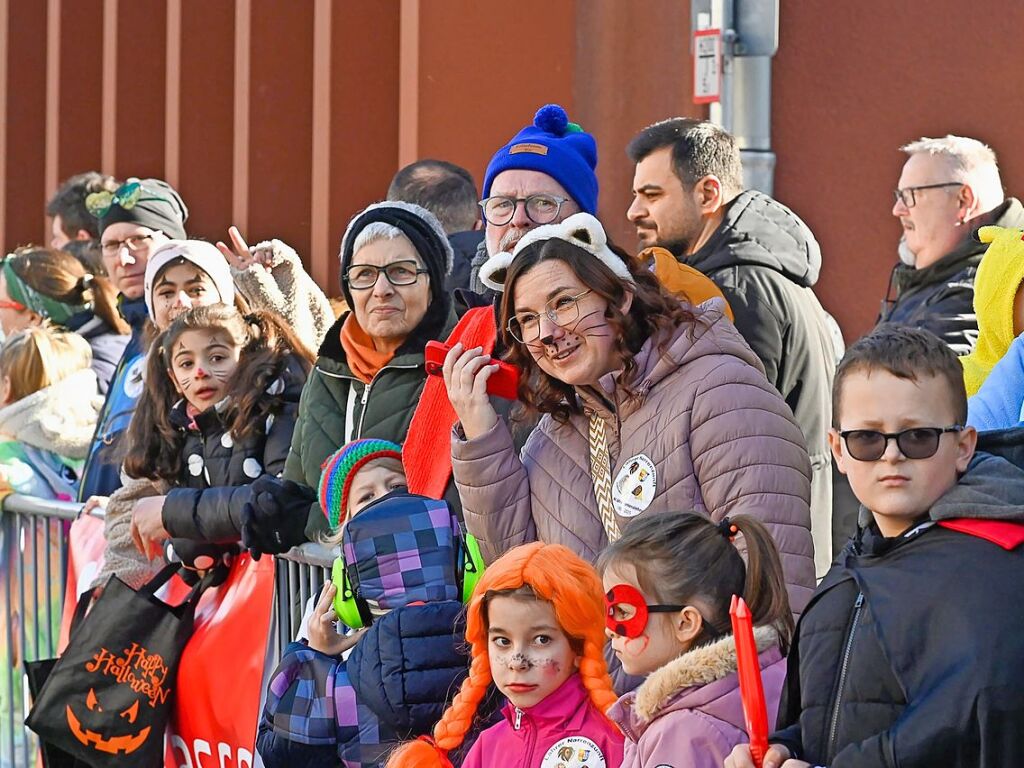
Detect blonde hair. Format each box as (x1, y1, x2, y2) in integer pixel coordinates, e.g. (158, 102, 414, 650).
(386, 543, 619, 767)
(0, 324, 92, 403)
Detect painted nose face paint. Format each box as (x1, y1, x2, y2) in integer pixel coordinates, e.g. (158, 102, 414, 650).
(604, 584, 683, 638)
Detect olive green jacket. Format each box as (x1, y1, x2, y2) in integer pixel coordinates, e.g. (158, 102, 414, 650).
(284, 309, 458, 538)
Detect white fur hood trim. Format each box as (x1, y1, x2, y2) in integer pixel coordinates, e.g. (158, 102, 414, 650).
(634, 625, 779, 722)
(0, 369, 103, 459)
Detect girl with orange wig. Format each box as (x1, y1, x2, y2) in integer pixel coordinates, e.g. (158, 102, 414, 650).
(386, 542, 623, 768)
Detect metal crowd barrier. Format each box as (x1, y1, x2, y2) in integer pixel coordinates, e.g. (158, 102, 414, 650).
(2, 495, 91, 768)
(0, 493, 336, 768)
(272, 542, 335, 652)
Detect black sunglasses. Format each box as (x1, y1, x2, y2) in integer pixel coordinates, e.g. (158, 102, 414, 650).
(839, 426, 963, 461)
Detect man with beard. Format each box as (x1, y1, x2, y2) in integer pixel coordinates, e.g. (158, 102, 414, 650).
(627, 117, 837, 577)
(468, 104, 598, 298)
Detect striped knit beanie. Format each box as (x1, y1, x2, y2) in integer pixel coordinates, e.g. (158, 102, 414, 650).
(319, 439, 403, 529)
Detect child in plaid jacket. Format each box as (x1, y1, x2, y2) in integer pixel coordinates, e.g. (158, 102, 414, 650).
(257, 440, 478, 768)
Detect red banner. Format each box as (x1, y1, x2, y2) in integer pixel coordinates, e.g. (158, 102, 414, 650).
(165, 553, 275, 768)
(59, 515, 108, 652)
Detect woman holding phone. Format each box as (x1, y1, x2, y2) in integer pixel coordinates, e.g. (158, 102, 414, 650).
(442, 213, 817, 618)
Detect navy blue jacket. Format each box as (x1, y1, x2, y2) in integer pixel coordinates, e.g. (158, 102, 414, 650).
(64, 310, 130, 396)
(77, 297, 149, 500)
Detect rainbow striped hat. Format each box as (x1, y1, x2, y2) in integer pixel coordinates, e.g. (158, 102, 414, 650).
(319, 439, 403, 529)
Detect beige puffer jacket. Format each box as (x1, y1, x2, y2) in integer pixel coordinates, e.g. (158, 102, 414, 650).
(452, 300, 816, 613)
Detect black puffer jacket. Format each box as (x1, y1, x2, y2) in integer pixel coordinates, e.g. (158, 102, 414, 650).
(878, 198, 1024, 356)
(773, 454, 1024, 766)
(161, 365, 303, 564)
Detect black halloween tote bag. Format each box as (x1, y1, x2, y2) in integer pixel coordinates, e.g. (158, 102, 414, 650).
(26, 563, 210, 768)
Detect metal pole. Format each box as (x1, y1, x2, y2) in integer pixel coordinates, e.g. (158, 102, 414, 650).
(733, 55, 776, 195)
(708, 0, 734, 132)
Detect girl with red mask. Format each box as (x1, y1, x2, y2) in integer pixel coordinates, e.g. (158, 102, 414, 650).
(598, 511, 793, 768)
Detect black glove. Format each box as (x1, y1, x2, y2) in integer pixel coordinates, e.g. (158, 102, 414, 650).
(239, 476, 316, 557)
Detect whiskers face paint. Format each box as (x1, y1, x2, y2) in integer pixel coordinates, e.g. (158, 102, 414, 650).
(168, 328, 242, 411)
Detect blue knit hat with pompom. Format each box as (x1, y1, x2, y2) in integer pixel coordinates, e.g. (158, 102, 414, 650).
(483, 104, 598, 215)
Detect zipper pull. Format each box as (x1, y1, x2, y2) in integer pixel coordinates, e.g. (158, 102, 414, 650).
(854, 592, 865, 608)
(513, 707, 523, 730)
(361, 382, 371, 405)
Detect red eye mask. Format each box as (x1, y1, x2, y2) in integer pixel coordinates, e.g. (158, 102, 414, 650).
(605, 584, 683, 638)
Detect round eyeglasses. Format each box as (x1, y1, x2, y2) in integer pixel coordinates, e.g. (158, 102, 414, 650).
(479, 194, 571, 227)
(839, 426, 962, 462)
(344, 261, 428, 290)
(507, 289, 592, 344)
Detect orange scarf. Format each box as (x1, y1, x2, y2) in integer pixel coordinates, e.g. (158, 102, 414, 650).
(339, 314, 395, 384)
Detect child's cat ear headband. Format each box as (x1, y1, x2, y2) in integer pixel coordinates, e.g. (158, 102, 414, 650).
(478, 212, 635, 293)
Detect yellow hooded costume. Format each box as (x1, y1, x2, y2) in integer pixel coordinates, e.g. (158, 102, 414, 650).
(960, 225, 1024, 395)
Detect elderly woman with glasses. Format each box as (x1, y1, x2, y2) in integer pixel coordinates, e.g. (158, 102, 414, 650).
(442, 213, 817, 619)
(239, 201, 463, 551)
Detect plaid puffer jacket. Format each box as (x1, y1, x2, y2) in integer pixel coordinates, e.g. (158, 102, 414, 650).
(258, 601, 467, 768)
(257, 493, 474, 768)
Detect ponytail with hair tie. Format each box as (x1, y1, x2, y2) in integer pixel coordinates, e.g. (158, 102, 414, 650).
(598, 511, 795, 655)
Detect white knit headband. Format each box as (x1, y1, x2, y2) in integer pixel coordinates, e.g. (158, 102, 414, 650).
(478, 212, 635, 293)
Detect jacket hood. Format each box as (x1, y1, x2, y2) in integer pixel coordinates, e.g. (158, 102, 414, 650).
(687, 190, 821, 287)
(348, 600, 468, 733)
(0, 369, 103, 459)
(621, 626, 780, 726)
(577, 298, 764, 419)
(961, 221, 1024, 395)
(343, 493, 463, 609)
(931, 451, 1024, 522)
(856, 451, 1024, 529)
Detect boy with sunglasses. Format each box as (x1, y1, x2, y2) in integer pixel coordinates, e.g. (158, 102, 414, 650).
(727, 324, 1024, 768)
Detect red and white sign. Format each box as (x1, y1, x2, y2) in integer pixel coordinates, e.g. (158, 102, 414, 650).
(693, 28, 722, 104)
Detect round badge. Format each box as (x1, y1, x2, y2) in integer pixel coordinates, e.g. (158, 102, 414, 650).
(122, 356, 147, 399)
(540, 736, 606, 768)
(612, 453, 657, 518)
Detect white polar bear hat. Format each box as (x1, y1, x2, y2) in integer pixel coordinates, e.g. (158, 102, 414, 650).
(478, 212, 635, 293)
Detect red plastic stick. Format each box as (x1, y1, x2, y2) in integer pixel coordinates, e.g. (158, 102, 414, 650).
(731, 594, 769, 768)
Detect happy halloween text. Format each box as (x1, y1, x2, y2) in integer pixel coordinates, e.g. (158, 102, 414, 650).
(85, 643, 171, 707)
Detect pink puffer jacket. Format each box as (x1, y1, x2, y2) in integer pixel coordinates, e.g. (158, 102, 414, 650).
(608, 626, 787, 768)
(452, 300, 815, 613)
(461, 674, 624, 768)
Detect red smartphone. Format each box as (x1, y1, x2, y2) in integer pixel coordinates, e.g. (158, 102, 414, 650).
(425, 340, 520, 400)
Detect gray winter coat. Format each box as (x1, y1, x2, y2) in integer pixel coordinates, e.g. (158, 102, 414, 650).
(686, 190, 837, 576)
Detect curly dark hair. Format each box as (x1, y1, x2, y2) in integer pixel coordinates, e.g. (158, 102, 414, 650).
(498, 236, 700, 422)
(122, 305, 313, 482)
